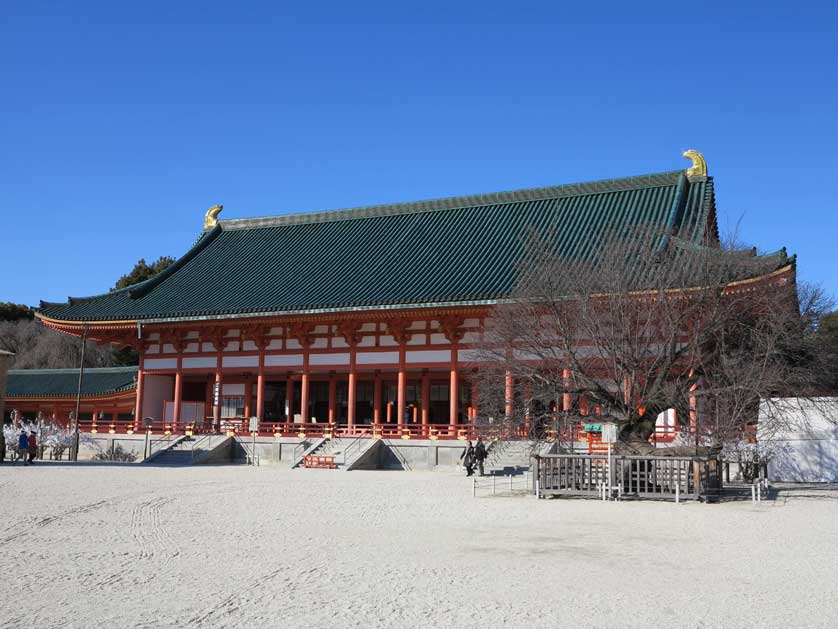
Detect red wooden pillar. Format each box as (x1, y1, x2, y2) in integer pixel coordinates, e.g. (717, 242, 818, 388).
(173, 367, 183, 432)
(256, 371, 265, 421)
(347, 353, 357, 428)
(421, 371, 430, 426)
(397, 351, 406, 426)
(504, 370, 514, 418)
(301, 353, 310, 423)
(562, 368, 571, 412)
(244, 375, 253, 419)
(449, 364, 459, 426)
(134, 366, 145, 430)
(373, 373, 382, 427)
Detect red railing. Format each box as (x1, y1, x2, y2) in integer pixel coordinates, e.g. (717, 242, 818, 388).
(72, 418, 482, 440)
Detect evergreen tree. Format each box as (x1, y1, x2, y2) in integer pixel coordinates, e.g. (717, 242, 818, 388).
(112, 256, 176, 291)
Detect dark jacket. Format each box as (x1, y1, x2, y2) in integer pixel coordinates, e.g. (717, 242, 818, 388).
(474, 441, 487, 462)
(461, 445, 475, 466)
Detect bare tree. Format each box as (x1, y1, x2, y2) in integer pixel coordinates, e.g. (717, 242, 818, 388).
(0, 320, 114, 369)
(474, 225, 834, 454)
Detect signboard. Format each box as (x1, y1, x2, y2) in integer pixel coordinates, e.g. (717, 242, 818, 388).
(249, 416, 259, 433)
(601, 423, 618, 444)
(212, 382, 220, 407)
(583, 423, 602, 433)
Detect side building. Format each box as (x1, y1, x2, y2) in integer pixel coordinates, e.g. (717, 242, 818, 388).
(5, 367, 138, 430)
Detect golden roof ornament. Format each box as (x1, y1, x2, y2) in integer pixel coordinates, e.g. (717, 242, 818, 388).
(682, 149, 707, 178)
(204, 204, 223, 229)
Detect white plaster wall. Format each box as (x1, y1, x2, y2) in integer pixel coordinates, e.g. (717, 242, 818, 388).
(142, 374, 174, 420)
(406, 350, 450, 364)
(144, 358, 177, 370)
(264, 354, 303, 367)
(310, 353, 350, 366)
(222, 355, 259, 368)
(183, 357, 217, 369)
(357, 336, 375, 348)
(356, 351, 399, 365)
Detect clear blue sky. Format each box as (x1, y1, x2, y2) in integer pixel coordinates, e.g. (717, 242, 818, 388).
(2, 1, 836, 308)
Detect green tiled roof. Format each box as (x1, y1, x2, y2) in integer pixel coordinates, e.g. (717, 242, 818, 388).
(40, 169, 722, 322)
(6, 367, 138, 398)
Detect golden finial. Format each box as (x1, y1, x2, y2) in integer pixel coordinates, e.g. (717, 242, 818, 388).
(204, 204, 223, 228)
(682, 149, 707, 178)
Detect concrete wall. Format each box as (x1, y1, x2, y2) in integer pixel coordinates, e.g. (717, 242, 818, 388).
(142, 374, 174, 420)
(358, 439, 467, 470)
(232, 437, 312, 465)
(199, 437, 235, 464)
(66, 433, 476, 469)
(77, 434, 149, 461)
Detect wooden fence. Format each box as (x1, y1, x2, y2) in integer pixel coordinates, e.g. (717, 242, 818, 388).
(534, 453, 722, 501)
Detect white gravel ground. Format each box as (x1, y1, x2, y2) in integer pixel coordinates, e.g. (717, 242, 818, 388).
(0, 463, 836, 628)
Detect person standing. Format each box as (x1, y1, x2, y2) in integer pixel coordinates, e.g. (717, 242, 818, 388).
(474, 438, 488, 477)
(460, 440, 475, 476)
(18, 430, 29, 465)
(27, 431, 37, 465)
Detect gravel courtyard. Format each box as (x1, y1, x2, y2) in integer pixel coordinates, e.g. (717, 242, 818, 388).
(0, 464, 836, 628)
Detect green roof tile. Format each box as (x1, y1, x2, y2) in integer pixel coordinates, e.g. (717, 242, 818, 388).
(7, 367, 138, 398)
(39, 169, 723, 322)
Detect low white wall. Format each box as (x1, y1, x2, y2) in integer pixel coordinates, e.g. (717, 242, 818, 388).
(760, 398, 838, 482)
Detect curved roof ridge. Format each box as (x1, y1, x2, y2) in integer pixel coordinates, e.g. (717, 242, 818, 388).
(218, 170, 684, 231)
(8, 366, 138, 375)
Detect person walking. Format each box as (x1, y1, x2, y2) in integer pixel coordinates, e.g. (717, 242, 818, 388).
(460, 440, 475, 476)
(474, 438, 488, 477)
(27, 431, 37, 465)
(18, 430, 29, 465)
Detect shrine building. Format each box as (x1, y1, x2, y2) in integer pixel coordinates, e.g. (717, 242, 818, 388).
(35, 151, 795, 440)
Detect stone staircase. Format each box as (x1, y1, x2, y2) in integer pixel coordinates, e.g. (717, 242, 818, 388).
(293, 436, 379, 470)
(485, 440, 538, 476)
(143, 435, 233, 466)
